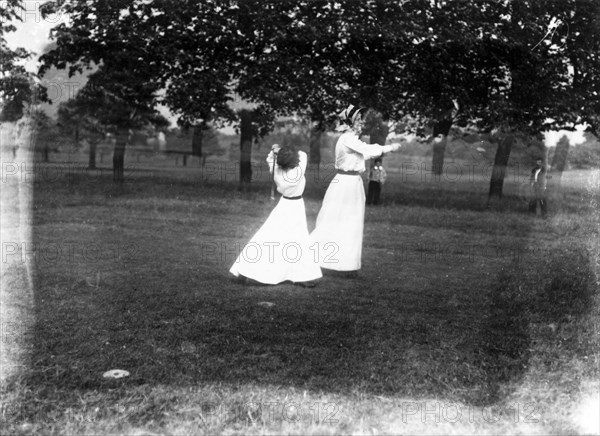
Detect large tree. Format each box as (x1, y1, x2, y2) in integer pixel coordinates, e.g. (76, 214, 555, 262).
(234, 1, 416, 167)
(51, 64, 166, 182)
(391, 1, 509, 168)
(41, 0, 283, 187)
(29, 109, 62, 162)
(57, 92, 110, 169)
(478, 0, 600, 202)
(40, 1, 168, 182)
(390, 0, 600, 200)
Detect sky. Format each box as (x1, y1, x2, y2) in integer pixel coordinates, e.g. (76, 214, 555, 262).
(4, 2, 588, 144)
(4, 2, 59, 71)
(542, 124, 588, 147)
(6, 3, 92, 118)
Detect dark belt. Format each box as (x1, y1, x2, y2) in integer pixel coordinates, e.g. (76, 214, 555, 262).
(336, 170, 360, 175)
(283, 195, 303, 200)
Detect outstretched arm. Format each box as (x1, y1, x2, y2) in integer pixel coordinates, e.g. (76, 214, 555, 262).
(344, 135, 403, 159)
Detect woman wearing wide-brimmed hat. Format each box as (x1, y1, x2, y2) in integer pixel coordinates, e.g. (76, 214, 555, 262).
(310, 105, 403, 273)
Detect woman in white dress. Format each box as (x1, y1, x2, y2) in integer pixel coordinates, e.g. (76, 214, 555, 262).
(230, 144, 322, 287)
(310, 105, 403, 273)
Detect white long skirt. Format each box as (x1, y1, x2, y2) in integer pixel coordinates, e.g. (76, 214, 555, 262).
(310, 174, 365, 271)
(230, 197, 322, 284)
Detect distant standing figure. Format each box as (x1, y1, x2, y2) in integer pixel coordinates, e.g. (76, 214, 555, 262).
(366, 157, 387, 205)
(230, 144, 322, 287)
(529, 158, 547, 217)
(310, 104, 403, 273)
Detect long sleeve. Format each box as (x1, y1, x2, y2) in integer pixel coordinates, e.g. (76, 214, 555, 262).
(335, 132, 393, 173)
(298, 150, 307, 173)
(342, 133, 393, 159)
(266, 150, 276, 174)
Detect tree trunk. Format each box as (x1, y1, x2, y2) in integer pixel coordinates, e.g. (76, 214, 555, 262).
(487, 134, 515, 202)
(309, 124, 322, 179)
(239, 109, 253, 190)
(551, 135, 570, 183)
(431, 119, 452, 175)
(88, 141, 97, 169)
(370, 118, 390, 146)
(369, 118, 389, 175)
(366, 118, 390, 205)
(192, 124, 203, 157)
(113, 132, 127, 183)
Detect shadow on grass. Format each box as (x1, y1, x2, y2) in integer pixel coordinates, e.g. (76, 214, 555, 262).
(471, 269, 533, 406)
(27, 253, 595, 406)
(8, 168, 595, 427)
(470, 244, 596, 406)
(536, 249, 596, 323)
(25, 279, 460, 394)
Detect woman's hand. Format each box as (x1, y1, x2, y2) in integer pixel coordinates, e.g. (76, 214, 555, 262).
(390, 142, 403, 152)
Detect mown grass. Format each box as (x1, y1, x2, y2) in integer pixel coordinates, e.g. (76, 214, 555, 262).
(1, 156, 598, 435)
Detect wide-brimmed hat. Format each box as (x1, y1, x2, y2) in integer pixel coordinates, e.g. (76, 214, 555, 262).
(339, 104, 364, 125)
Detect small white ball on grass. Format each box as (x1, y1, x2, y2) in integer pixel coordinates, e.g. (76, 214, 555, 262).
(102, 369, 130, 379)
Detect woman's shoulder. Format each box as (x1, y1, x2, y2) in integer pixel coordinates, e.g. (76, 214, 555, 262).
(338, 131, 356, 142)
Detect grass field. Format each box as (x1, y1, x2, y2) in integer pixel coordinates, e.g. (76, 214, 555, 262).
(1, 150, 598, 435)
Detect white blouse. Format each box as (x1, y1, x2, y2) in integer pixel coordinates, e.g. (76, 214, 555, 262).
(335, 131, 393, 173)
(266, 150, 307, 197)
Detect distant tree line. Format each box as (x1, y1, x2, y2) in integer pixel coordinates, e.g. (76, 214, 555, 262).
(2, 1, 599, 198)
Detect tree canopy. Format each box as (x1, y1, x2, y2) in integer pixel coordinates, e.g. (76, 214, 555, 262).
(1, 0, 47, 121)
(39, 0, 600, 138)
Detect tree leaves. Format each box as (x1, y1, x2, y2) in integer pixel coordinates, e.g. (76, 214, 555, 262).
(0, 0, 38, 121)
(37, 0, 600, 136)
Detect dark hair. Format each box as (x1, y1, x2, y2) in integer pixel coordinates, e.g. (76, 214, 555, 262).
(276, 145, 300, 170)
